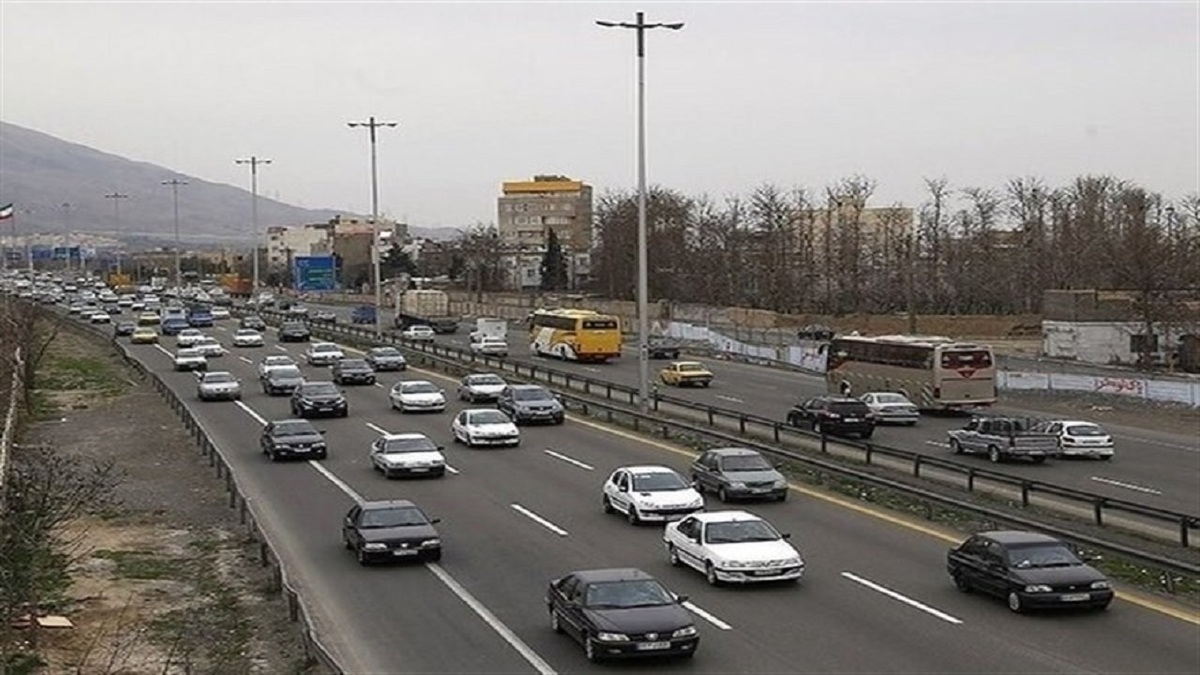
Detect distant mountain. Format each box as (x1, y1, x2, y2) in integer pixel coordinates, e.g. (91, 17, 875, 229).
(0, 121, 462, 244)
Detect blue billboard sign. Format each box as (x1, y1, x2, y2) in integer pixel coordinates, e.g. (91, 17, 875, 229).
(292, 255, 337, 292)
(31, 246, 53, 261)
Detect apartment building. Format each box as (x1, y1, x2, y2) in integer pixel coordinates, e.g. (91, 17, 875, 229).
(497, 176, 593, 252)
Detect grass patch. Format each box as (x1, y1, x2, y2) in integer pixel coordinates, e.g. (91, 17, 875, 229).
(91, 550, 187, 581)
(36, 355, 128, 397)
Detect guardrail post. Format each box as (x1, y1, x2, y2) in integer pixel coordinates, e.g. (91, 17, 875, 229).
(913, 455, 922, 478)
(227, 471, 236, 508)
(820, 432, 828, 454)
(739, 416, 747, 434)
(863, 443, 873, 465)
(1020, 481, 1031, 507)
(707, 408, 715, 426)
(1180, 518, 1191, 547)
(966, 469, 975, 492)
(287, 590, 300, 621)
(1093, 499, 1104, 527)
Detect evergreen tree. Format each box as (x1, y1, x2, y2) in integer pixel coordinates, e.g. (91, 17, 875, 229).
(540, 228, 570, 291)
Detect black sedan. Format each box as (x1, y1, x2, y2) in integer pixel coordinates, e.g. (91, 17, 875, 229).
(290, 381, 348, 418)
(690, 447, 789, 502)
(278, 320, 311, 342)
(365, 346, 407, 371)
(342, 499, 442, 565)
(946, 530, 1114, 613)
(647, 337, 682, 360)
(332, 358, 376, 385)
(547, 568, 698, 663)
(261, 365, 305, 396)
(259, 419, 327, 461)
(786, 396, 876, 439)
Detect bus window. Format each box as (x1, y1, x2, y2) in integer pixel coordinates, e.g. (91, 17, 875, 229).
(941, 350, 993, 369)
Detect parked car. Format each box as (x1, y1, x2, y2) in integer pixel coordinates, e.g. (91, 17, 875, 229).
(647, 337, 682, 360)
(469, 335, 509, 357)
(602, 465, 704, 525)
(233, 328, 265, 347)
(786, 396, 876, 439)
(400, 325, 436, 343)
(278, 320, 311, 342)
(458, 373, 509, 403)
(196, 371, 242, 401)
(659, 361, 713, 388)
(946, 530, 1113, 613)
(332, 358, 376, 385)
(947, 417, 1059, 464)
(497, 384, 564, 425)
(859, 392, 921, 426)
(305, 342, 345, 366)
(663, 511, 804, 585)
(451, 408, 521, 448)
(690, 447, 788, 502)
(389, 380, 447, 413)
(1037, 420, 1115, 460)
(259, 418, 327, 461)
(369, 433, 447, 479)
(173, 348, 207, 372)
(261, 365, 305, 396)
(290, 381, 348, 418)
(546, 568, 699, 662)
(365, 346, 406, 371)
(341, 499, 442, 565)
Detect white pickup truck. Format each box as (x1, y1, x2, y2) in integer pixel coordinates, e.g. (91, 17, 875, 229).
(947, 418, 1060, 464)
(470, 335, 509, 357)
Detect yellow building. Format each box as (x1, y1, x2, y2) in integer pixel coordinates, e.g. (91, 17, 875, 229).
(497, 175, 593, 252)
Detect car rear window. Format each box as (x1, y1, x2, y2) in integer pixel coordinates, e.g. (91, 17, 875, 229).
(829, 401, 870, 415)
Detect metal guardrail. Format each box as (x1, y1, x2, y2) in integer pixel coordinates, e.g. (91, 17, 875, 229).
(44, 309, 344, 674)
(259, 311, 1200, 584)
(266, 310, 1200, 548)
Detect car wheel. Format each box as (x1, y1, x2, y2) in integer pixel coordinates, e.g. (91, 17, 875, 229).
(339, 410, 348, 418)
(356, 547, 370, 567)
(861, 429, 874, 440)
(343, 534, 352, 550)
(1100, 456, 1113, 461)
(1031, 456, 1046, 465)
(584, 637, 600, 663)
(776, 490, 788, 502)
(717, 486, 729, 503)
(425, 549, 442, 563)
(1007, 590, 1024, 613)
(627, 505, 640, 526)
(668, 544, 681, 567)
(550, 609, 563, 634)
(988, 446, 1003, 464)
(602, 494, 615, 514)
(553, 415, 565, 425)
(953, 572, 972, 593)
(950, 439, 963, 455)
(269, 449, 280, 462)
(705, 562, 720, 586)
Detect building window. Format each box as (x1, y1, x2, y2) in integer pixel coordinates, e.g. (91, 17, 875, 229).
(1130, 334, 1159, 353)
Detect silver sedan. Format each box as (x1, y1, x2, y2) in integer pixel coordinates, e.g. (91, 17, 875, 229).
(860, 392, 920, 425)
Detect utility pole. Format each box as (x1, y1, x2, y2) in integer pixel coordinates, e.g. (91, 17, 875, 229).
(235, 156, 271, 295)
(162, 179, 188, 288)
(61, 202, 72, 272)
(103, 192, 129, 276)
(348, 116, 398, 336)
(597, 11, 684, 412)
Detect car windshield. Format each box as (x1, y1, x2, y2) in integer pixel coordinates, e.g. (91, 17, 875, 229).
(704, 520, 781, 544)
(721, 454, 772, 471)
(829, 402, 869, 415)
(272, 366, 302, 379)
(1065, 424, 1106, 437)
(467, 410, 510, 425)
(380, 437, 438, 454)
(282, 322, 305, 330)
(265, 357, 294, 366)
(873, 393, 910, 404)
(1007, 544, 1082, 569)
(314, 344, 340, 353)
(180, 330, 201, 337)
(236, 330, 259, 336)
(631, 471, 689, 492)
(583, 580, 674, 609)
(400, 382, 439, 394)
(197, 339, 220, 346)
(467, 375, 505, 386)
(513, 388, 552, 402)
(205, 373, 236, 384)
(371, 348, 401, 357)
(359, 506, 428, 528)
(301, 383, 339, 396)
(340, 359, 369, 369)
(177, 349, 203, 357)
(273, 421, 317, 437)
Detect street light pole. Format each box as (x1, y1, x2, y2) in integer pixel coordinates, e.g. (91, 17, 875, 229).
(597, 11, 684, 413)
(236, 156, 271, 296)
(103, 192, 129, 277)
(163, 179, 188, 288)
(348, 116, 399, 337)
(61, 202, 72, 272)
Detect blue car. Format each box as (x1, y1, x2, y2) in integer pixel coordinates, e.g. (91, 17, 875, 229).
(351, 305, 377, 324)
(161, 317, 190, 335)
(188, 308, 214, 327)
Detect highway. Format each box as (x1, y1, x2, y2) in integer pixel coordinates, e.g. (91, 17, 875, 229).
(94, 314, 1200, 674)
(301, 302, 1200, 517)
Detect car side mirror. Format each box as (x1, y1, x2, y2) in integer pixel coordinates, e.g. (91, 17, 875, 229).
(781, 533, 792, 539)
(674, 594, 689, 604)
(429, 518, 441, 524)
(437, 446, 446, 451)
(318, 430, 327, 435)
(618, 485, 628, 492)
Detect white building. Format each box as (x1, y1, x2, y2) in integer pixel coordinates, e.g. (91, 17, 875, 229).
(266, 224, 330, 268)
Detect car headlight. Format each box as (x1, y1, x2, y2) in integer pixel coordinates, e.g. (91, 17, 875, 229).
(724, 560, 753, 569)
(773, 479, 788, 488)
(729, 482, 746, 489)
(420, 538, 441, 548)
(362, 542, 388, 551)
(672, 626, 697, 638)
(686, 498, 704, 509)
(1090, 580, 1110, 590)
(1024, 584, 1052, 593)
(595, 632, 628, 642)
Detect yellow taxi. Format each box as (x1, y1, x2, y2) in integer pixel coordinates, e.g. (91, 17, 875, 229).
(131, 327, 159, 344)
(136, 311, 160, 327)
(658, 361, 714, 388)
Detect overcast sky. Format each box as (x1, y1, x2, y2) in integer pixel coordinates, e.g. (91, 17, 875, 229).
(2, 1, 1196, 228)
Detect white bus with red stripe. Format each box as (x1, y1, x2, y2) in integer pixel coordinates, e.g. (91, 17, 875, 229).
(825, 335, 997, 410)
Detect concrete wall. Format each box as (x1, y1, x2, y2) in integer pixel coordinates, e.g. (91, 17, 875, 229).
(1043, 320, 1193, 366)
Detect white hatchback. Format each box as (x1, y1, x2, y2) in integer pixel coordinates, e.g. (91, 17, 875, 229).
(233, 329, 264, 347)
(1043, 420, 1115, 460)
(663, 511, 804, 585)
(370, 433, 447, 479)
(451, 409, 520, 448)
(257, 355, 297, 378)
(305, 342, 345, 366)
(389, 380, 447, 413)
(602, 465, 704, 525)
(176, 328, 206, 348)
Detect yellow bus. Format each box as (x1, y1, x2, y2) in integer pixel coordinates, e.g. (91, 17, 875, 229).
(825, 335, 997, 410)
(528, 308, 622, 363)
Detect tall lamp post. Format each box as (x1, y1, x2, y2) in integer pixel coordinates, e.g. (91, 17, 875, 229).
(103, 191, 129, 276)
(236, 156, 271, 295)
(61, 202, 72, 272)
(163, 178, 188, 288)
(597, 11, 684, 412)
(348, 116, 398, 336)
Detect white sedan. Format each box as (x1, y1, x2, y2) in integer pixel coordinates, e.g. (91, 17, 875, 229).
(232, 329, 265, 347)
(663, 511, 805, 585)
(88, 311, 112, 324)
(401, 325, 436, 342)
(451, 409, 520, 448)
(860, 392, 920, 425)
(176, 328, 206, 348)
(369, 433, 447, 479)
(193, 337, 227, 358)
(305, 342, 345, 366)
(602, 465, 704, 525)
(210, 306, 231, 320)
(389, 380, 447, 413)
(469, 336, 509, 357)
(257, 355, 297, 378)
(1042, 420, 1115, 459)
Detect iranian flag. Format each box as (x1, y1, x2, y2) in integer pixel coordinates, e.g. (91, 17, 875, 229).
(0, 203, 13, 220)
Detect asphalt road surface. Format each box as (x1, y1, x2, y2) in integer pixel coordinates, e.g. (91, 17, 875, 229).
(91, 314, 1200, 674)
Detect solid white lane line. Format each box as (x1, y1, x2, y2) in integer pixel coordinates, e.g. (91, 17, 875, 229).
(510, 504, 568, 536)
(153, 344, 173, 358)
(309, 460, 365, 504)
(444, 465, 460, 475)
(1113, 433, 1198, 452)
(543, 449, 594, 471)
(425, 563, 558, 675)
(275, 345, 289, 352)
(1090, 476, 1163, 495)
(365, 422, 460, 474)
(925, 440, 950, 448)
(374, 382, 384, 388)
(681, 601, 733, 630)
(235, 400, 267, 426)
(239, 356, 253, 364)
(841, 572, 963, 625)
(716, 394, 745, 404)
